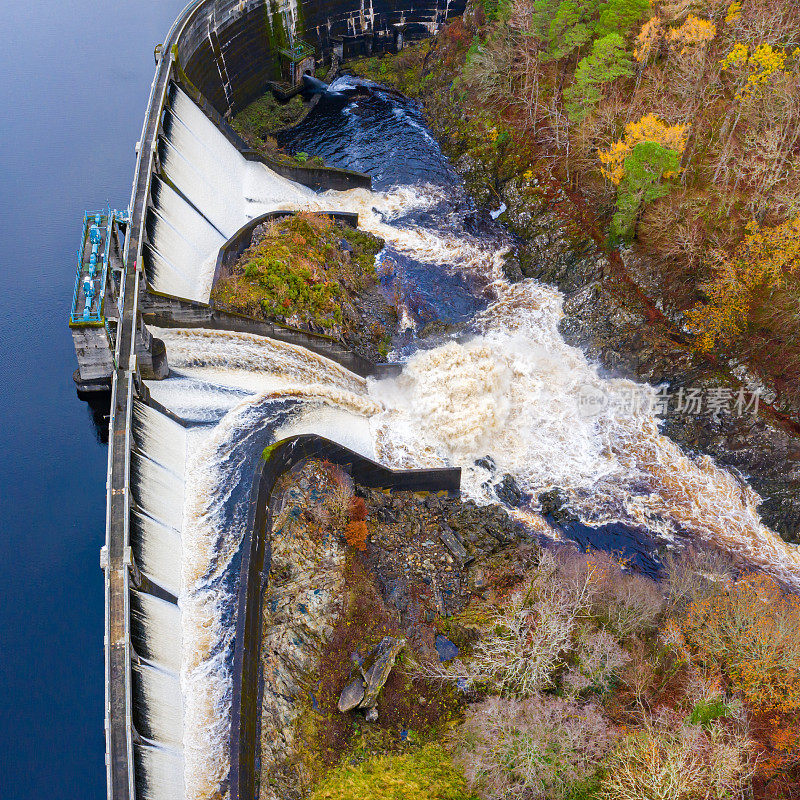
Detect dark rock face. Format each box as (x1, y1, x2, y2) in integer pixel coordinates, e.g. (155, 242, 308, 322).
(497, 185, 800, 544)
(362, 488, 525, 658)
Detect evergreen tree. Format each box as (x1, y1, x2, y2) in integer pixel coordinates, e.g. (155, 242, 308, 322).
(595, 0, 651, 38)
(611, 141, 680, 240)
(563, 34, 634, 120)
(542, 0, 597, 59)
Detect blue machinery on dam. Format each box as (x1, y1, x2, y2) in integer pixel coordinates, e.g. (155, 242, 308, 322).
(87, 1, 465, 799)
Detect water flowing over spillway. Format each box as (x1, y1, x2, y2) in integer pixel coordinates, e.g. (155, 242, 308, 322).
(142, 77, 800, 800)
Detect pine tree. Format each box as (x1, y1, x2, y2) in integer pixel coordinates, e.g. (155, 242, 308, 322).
(611, 141, 679, 239)
(564, 33, 634, 120)
(595, 0, 651, 38)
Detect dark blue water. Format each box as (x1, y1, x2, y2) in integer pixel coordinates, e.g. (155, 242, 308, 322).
(0, 3, 184, 797)
(281, 76, 496, 339)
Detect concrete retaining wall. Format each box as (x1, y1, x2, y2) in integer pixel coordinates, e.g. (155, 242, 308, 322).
(230, 435, 461, 800)
(174, 0, 465, 118)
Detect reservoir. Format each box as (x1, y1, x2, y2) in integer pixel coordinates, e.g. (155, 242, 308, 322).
(0, 3, 185, 798)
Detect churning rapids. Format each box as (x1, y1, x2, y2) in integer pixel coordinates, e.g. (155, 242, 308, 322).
(140, 77, 800, 800)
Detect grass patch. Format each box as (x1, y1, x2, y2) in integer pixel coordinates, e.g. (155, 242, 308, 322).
(211, 212, 384, 340)
(231, 91, 320, 164)
(310, 743, 476, 800)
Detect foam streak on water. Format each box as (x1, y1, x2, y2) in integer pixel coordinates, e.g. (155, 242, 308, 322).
(370, 280, 800, 585)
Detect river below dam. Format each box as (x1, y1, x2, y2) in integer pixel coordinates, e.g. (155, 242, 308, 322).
(133, 76, 800, 800)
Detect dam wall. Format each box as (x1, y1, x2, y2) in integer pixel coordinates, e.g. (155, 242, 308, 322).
(104, 1, 463, 799)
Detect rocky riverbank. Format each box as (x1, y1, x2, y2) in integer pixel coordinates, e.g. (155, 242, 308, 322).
(256, 459, 800, 799)
(345, 32, 800, 543)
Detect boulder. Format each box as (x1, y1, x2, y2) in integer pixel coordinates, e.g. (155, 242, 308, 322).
(434, 635, 459, 662)
(337, 677, 366, 712)
(360, 636, 405, 709)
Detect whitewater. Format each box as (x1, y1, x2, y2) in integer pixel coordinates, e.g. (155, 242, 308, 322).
(141, 79, 800, 800)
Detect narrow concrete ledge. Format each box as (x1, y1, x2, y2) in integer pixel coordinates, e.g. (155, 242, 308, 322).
(230, 435, 461, 800)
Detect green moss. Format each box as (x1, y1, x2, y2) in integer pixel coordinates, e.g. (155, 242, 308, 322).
(212, 213, 383, 341)
(262, 443, 280, 461)
(309, 744, 476, 800)
(231, 92, 306, 156)
(689, 698, 730, 729)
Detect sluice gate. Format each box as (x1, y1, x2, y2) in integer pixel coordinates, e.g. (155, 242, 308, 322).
(92, 1, 465, 799)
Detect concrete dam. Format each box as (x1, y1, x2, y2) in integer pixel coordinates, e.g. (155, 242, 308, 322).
(75, 2, 465, 800)
(75, 1, 800, 798)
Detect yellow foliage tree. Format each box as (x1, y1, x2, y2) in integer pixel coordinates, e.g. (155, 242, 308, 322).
(598, 114, 688, 184)
(686, 217, 800, 351)
(666, 15, 716, 55)
(634, 16, 663, 62)
(724, 0, 742, 24)
(720, 42, 789, 99)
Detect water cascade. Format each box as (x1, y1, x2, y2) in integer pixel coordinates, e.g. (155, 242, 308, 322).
(138, 77, 800, 800)
(130, 590, 183, 674)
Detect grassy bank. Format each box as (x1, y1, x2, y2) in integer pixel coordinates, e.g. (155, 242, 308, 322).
(232, 89, 323, 165)
(211, 213, 392, 359)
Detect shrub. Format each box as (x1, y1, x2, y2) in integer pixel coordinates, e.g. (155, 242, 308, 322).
(685, 217, 800, 352)
(663, 548, 736, 615)
(676, 573, 800, 714)
(345, 521, 369, 551)
(349, 496, 368, 521)
(563, 627, 630, 696)
(456, 695, 615, 800)
(465, 551, 593, 696)
(558, 549, 665, 638)
(599, 708, 754, 800)
(310, 743, 473, 800)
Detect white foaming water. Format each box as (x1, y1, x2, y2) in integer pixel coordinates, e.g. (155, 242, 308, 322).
(153, 84, 496, 304)
(131, 590, 183, 674)
(133, 661, 185, 749)
(134, 743, 185, 800)
(370, 280, 800, 585)
(131, 509, 183, 599)
(142, 96, 800, 800)
(141, 329, 379, 800)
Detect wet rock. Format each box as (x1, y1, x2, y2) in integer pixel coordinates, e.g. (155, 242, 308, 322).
(538, 488, 579, 524)
(475, 455, 496, 472)
(434, 635, 459, 662)
(495, 474, 524, 507)
(471, 566, 487, 591)
(439, 526, 470, 565)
